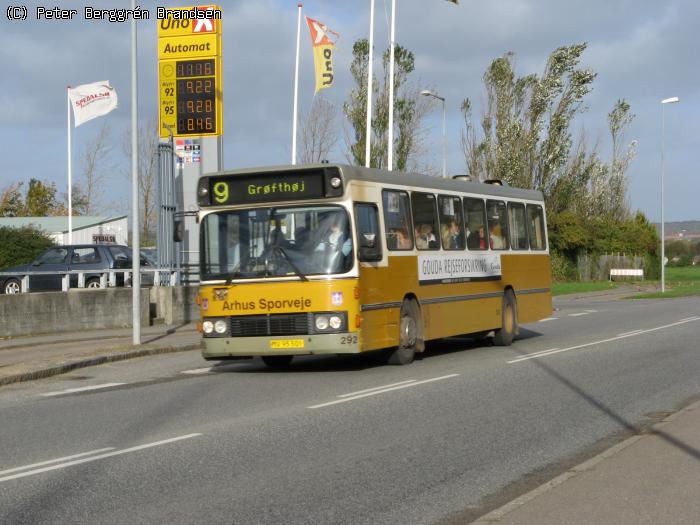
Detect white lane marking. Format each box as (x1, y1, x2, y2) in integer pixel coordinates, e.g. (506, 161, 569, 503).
(181, 367, 213, 375)
(0, 434, 202, 483)
(584, 309, 598, 313)
(40, 383, 127, 397)
(508, 317, 700, 364)
(539, 317, 558, 322)
(308, 374, 460, 409)
(618, 329, 644, 337)
(568, 312, 589, 317)
(337, 380, 417, 398)
(516, 348, 560, 358)
(0, 448, 115, 477)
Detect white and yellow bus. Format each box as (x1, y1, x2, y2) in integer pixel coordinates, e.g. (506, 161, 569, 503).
(196, 164, 551, 367)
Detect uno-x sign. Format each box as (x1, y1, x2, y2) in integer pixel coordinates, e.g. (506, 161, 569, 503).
(193, 7, 216, 33)
(158, 5, 222, 38)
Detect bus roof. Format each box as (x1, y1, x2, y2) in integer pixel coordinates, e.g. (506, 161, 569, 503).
(203, 163, 545, 202)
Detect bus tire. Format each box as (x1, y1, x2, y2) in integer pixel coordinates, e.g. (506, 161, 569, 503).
(493, 289, 517, 347)
(388, 299, 420, 365)
(262, 355, 294, 369)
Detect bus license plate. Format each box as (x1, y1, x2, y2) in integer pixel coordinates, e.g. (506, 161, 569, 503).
(270, 339, 305, 349)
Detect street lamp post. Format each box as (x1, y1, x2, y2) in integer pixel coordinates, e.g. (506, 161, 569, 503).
(421, 90, 446, 177)
(660, 96, 679, 293)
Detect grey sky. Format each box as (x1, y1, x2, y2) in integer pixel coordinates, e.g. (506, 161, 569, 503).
(1, 0, 697, 220)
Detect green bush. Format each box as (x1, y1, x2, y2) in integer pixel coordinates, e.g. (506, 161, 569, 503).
(548, 210, 660, 282)
(0, 226, 55, 270)
(550, 250, 577, 282)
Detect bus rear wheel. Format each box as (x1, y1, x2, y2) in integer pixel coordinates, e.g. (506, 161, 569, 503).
(493, 289, 517, 347)
(387, 299, 420, 365)
(262, 355, 294, 369)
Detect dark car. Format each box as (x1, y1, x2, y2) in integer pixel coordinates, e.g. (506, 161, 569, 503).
(0, 244, 153, 294)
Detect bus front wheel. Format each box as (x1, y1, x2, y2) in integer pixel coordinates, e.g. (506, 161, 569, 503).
(493, 290, 517, 346)
(387, 299, 421, 365)
(262, 355, 294, 369)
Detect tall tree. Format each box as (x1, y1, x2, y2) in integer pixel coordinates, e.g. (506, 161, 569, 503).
(343, 39, 430, 171)
(461, 43, 597, 210)
(299, 96, 338, 164)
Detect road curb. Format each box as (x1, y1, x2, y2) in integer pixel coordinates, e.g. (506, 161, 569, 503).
(468, 397, 700, 524)
(0, 343, 202, 387)
(0, 329, 198, 352)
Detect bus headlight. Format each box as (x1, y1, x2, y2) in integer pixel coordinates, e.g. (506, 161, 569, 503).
(313, 312, 347, 333)
(214, 319, 228, 334)
(315, 316, 329, 331)
(203, 320, 214, 334)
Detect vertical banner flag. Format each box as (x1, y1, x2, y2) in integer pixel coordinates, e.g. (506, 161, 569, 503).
(305, 17, 339, 93)
(68, 81, 118, 127)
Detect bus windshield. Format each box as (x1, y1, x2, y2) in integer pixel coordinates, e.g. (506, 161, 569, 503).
(200, 205, 353, 281)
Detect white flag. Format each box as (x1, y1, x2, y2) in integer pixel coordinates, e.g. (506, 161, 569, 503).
(68, 80, 118, 127)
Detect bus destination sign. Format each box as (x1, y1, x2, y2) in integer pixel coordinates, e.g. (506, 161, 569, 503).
(207, 172, 325, 205)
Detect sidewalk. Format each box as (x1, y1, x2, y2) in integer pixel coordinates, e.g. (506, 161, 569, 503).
(0, 323, 202, 386)
(470, 401, 700, 524)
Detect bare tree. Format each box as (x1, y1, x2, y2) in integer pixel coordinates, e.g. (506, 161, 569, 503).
(298, 96, 338, 164)
(123, 119, 159, 246)
(78, 122, 112, 215)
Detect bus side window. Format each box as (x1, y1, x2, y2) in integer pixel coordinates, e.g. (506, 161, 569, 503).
(438, 195, 465, 250)
(382, 190, 413, 251)
(464, 197, 488, 250)
(486, 200, 510, 250)
(355, 203, 383, 262)
(508, 202, 529, 250)
(527, 204, 547, 250)
(411, 192, 440, 250)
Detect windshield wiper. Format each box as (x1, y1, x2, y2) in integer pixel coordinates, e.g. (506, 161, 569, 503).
(275, 246, 308, 282)
(225, 266, 242, 285)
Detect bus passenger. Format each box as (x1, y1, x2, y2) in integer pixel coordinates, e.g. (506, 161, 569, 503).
(443, 220, 462, 249)
(467, 226, 487, 250)
(489, 224, 506, 249)
(396, 229, 412, 249)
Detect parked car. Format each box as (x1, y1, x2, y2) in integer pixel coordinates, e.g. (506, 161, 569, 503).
(0, 244, 155, 294)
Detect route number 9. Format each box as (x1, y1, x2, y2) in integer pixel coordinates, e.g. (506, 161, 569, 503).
(213, 182, 229, 204)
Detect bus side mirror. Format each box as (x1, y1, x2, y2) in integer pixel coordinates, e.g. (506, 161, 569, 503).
(358, 233, 382, 262)
(173, 220, 184, 243)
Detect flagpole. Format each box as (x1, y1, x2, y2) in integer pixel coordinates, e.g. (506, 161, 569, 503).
(365, 0, 375, 168)
(67, 87, 73, 244)
(387, 0, 396, 171)
(291, 2, 302, 165)
(131, 0, 141, 345)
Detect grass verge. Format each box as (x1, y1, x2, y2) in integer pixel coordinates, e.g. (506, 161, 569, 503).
(629, 266, 700, 299)
(632, 281, 700, 299)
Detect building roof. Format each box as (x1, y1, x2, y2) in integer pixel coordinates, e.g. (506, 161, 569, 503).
(0, 216, 127, 233)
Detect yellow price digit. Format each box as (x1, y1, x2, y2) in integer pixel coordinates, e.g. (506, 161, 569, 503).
(213, 182, 229, 204)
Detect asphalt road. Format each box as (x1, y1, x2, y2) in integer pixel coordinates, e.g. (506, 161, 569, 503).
(1, 294, 699, 525)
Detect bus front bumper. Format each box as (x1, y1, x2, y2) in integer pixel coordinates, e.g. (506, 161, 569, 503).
(202, 332, 360, 359)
